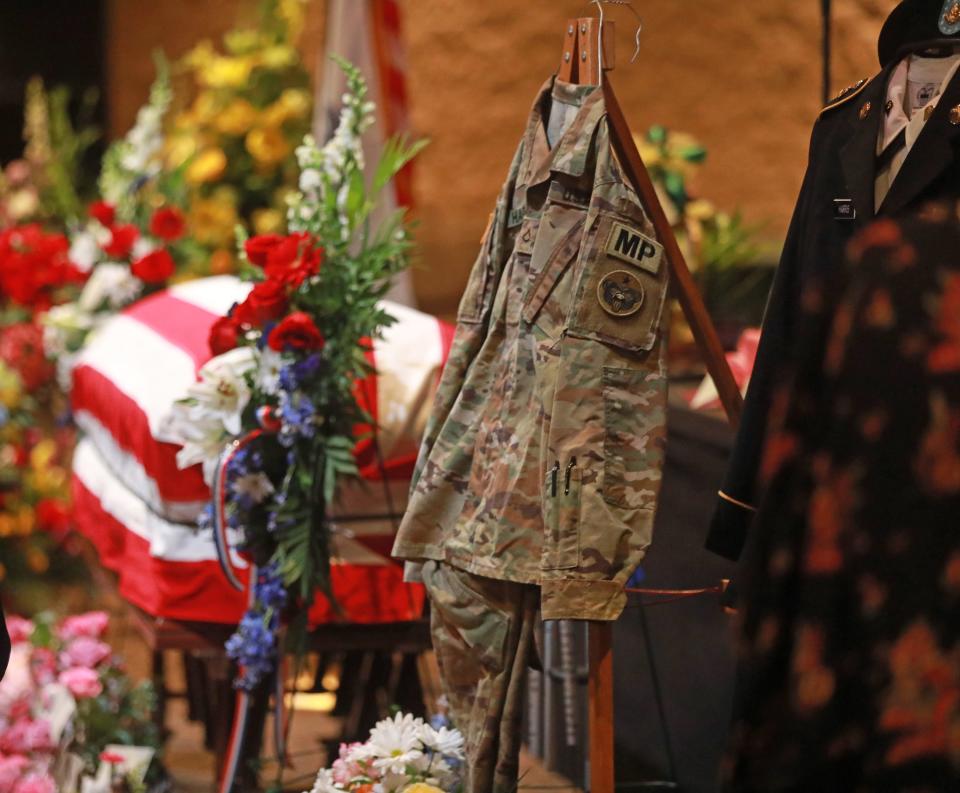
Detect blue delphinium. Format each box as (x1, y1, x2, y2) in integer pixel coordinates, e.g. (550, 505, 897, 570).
(255, 562, 288, 611)
(224, 564, 289, 691)
(278, 390, 317, 447)
(225, 610, 276, 691)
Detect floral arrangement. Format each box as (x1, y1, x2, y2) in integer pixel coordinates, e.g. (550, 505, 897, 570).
(0, 78, 99, 230)
(165, 0, 312, 275)
(0, 222, 86, 587)
(0, 612, 159, 793)
(165, 59, 425, 690)
(306, 713, 464, 793)
(43, 65, 193, 378)
(636, 125, 771, 347)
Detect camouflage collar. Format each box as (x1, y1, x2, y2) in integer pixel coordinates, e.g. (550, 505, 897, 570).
(520, 76, 606, 189)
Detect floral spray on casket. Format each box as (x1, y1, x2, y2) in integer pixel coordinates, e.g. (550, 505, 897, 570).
(164, 57, 427, 785)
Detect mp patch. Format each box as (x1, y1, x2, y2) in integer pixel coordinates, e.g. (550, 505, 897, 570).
(605, 221, 663, 275)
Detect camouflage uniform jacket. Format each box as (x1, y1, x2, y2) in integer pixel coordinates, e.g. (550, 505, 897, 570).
(392, 78, 668, 621)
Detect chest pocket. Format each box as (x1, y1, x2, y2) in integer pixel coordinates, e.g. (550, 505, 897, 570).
(521, 204, 585, 339)
(567, 211, 668, 354)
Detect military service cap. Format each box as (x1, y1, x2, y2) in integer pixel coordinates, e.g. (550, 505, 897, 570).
(879, 0, 960, 67)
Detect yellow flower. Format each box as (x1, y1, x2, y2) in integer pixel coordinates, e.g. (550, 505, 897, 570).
(201, 55, 254, 89)
(186, 148, 228, 185)
(189, 194, 239, 247)
(279, 0, 306, 39)
(165, 134, 199, 169)
(30, 439, 56, 472)
(210, 249, 235, 275)
(183, 40, 216, 71)
(246, 126, 290, 168)
(252, 207, 284, 235)
(279, 88, 310, 119)
(0, 364, 22, 409)
(224, 29, 262, 56)
(215, 99, 258, 137)
(260, 46, 297, 70)
(16, 504, 35, 536)
(0, 515, 15, 538)
(191, 92, 220, 125)
(262, 88, 311, 128)
(26, 546, 48, 573)
(31, 466, 66, 495)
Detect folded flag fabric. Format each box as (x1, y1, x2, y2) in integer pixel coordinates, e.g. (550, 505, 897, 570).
(70, 275, 453, 624)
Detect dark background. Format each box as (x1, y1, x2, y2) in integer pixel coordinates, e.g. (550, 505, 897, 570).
(0, 1, 106, 165)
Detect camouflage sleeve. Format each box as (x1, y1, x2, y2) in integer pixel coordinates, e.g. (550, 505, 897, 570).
(540, 119, 670, 621)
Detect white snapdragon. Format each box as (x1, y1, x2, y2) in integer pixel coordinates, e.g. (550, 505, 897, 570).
(77, 263, 143, 313)
(68, 230, 100, 273)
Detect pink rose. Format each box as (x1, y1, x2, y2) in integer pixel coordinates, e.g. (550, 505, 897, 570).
(58, 611, 108, 640)
(13, 773, 55, 793)
(58, 667, 102, 699)
(60, 637, 111, 669)
(4, 618, 32, 645)
(29, 649, 56, 686)
(0, 755, 28, 793)
(332, 743, 368, 784)
(0, 718, 52, 754)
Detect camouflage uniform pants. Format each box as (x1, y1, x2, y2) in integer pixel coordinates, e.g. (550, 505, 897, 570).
(422, 560, 540, 793)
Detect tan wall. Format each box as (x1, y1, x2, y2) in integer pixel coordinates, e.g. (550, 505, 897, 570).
(108, 0, 896, 315)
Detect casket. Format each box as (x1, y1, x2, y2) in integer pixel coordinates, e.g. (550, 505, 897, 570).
(70, 276, 452, 624)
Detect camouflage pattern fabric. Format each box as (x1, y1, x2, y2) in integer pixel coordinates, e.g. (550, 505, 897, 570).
(392, 76, 669, 622)
(422, 561, 538, 793)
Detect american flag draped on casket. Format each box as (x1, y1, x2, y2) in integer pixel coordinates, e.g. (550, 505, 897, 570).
(69, 276, 452, 624)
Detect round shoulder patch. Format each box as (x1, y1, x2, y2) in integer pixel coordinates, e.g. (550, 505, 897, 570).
(598, 270, 645, 317)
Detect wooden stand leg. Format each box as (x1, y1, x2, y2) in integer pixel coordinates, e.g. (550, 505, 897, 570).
(588, 622, 615, 793)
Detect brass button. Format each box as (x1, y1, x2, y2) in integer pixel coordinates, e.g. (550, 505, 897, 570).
(859, 101, 872, 120)
(885, 99, 894, 115)
(951, 105, 960, 125)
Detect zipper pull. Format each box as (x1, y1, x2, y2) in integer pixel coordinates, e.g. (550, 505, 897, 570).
(564, 457, 577, 495)
(551, 462, 560, 497)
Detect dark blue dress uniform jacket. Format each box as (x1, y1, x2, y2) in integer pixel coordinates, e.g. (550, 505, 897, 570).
(707, 61, 960, 560)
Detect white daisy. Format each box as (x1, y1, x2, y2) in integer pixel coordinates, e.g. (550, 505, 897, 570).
(355, 713, 426, 775)
(308, 768, 346, 793)
(419, 724, 465, 761)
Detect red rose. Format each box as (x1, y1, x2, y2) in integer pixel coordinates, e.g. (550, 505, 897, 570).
(267, 311, 324, 352)
(209, 315, 241, 355)
(36, 498, 71, 536)
(149, 206, 186, 241)
(0, 322, 53, 390)
(264, 234, 321, 288)
(103, 224, 139, 259)
(234, 280, 289, 327)
(131, 248, 175, 283)
(88, 200, 115, 228)
(244, 234, 286, 267)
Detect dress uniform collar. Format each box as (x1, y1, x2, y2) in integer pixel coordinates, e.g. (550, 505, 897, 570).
(520, 76, 607, 191)
(840, 67, 895, 222)
(880, 56, 960, 213)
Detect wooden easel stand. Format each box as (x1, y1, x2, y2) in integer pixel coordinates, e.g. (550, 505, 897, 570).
(560, 15, 745, 793)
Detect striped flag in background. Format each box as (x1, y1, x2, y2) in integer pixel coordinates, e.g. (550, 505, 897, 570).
(316, 0, 417, 307)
